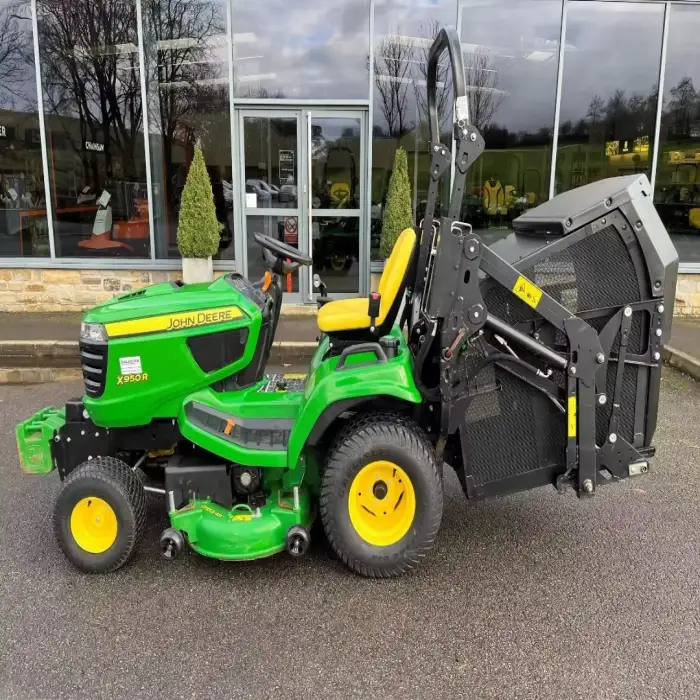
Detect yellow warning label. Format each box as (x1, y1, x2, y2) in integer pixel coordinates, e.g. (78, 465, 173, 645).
(105, 306, 243, 338)
(231, 514, 252, 522)
(568, 396, 577, 438)
(512, 275, 543, 309)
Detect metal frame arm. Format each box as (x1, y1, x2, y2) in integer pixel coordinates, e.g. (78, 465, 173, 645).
(427, 26, 468, 143)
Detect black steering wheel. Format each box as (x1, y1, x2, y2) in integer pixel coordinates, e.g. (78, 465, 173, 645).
(254, 232, 312, 268)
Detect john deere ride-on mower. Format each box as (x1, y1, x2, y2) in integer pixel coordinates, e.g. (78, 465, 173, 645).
(16, 28, 678, 578)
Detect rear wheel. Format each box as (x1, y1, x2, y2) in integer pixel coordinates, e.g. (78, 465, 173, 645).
(320, 412, 442, 577)
(53, 456, 146, 573)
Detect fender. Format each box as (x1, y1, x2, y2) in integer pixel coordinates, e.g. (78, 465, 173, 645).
(287, 347, 421, 468)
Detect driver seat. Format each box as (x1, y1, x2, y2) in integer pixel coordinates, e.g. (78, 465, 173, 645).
(317, 227, 417, 336)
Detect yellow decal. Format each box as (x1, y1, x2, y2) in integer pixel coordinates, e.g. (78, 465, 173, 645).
(201, 504, 223, 518)
(231, 514, 252, 522)
(117, 373, 149, 385)
(105, 306, 243, 338)
(568, 396, 577, 438)
(512, 275, 543, 309)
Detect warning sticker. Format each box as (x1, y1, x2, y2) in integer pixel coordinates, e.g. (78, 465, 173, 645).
(512, 275, 543, 309)
(119, 356, 143, 375)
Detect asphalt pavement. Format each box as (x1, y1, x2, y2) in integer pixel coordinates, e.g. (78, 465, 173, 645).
(2, 370, 700, 699)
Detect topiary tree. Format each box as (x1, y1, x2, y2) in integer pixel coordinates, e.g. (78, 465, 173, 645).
(177, 144, 220, 258)
(380, 147, 412, 259)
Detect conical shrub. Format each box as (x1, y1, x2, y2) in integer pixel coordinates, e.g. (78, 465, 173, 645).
(177, 144, 220, 258)
(380, 147, 412, 259)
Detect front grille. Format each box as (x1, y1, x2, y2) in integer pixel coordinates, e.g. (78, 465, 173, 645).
(80, 341, 107, 398)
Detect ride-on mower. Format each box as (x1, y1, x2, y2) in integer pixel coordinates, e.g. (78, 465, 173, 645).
(16, 27, 678, 578)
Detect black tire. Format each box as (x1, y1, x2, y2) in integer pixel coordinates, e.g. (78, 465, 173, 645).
(53, 456, 147, 574)
(320, 412, 443, 578)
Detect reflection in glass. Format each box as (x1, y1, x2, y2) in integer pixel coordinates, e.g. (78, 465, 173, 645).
(555, 1, 663, 195)
(310, 118, 361, 211)
(243, 117, 298, 209)
(144, 0, 233, 259)
(653, 4, 700, 264)
(0, 0, 48, 258)
(312, 216, 359, 294)
(231, 0, 369, 99)
(246, 215, 299, 294)
(460, 0, 562, 239)
(371, 0, 455, 261)
(39, 0, 150, 258)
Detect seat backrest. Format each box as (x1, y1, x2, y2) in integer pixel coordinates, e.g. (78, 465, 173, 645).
(377, 227, 417, 327)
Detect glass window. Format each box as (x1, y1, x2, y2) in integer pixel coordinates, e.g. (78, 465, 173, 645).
(459, 0, 562, 244)
(39, 0, 150, 258)
(231, 0, 370, 100)
(654, 3, 700, 264)
(0, 0, 48, 257)
(144, 0, 233, 260)
(371, 0, 456, 262)
(243, 116, 298, 210)
(555, 1, 664, 196)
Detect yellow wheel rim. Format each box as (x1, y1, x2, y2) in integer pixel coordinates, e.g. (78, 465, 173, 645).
(348, 461, 416, 546)
(69, 497, 118, 554)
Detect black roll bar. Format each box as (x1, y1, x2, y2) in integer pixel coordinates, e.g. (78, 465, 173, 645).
(427, 25, 469, 142)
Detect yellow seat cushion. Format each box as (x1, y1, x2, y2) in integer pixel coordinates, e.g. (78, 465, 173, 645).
(317, 227, 417, 334)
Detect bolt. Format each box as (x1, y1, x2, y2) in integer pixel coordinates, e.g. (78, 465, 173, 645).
(583, 479, 594, 493)
(441, 149, 446, 156)
(469, 245, 475, 253)
(601, 218, 606, 225)
(657, 304, 664, 313)
(534, 332, 540, 340)
(605, 198, 612, 207)
(621, 224, 628, 231)
(462, 129, 468, 136)
(470, 132, 477, 141)
(66, 437, 71, 443)
(95, 432, 100, 437)
(81, 430, 85, 436)
(636, 221, 643, 229)
(454, 264, 459, 270)
(653, 351, 660, 361)
(598, 394, 607, 405)
(434, 145, 439, 152)
(569, 366, 577, 376)
(54, 436, 60, 442)
(609, 433, 617, 444)
(565, 218, 572, 228)
(82, 409, 90, 420)
(596, 353, 605, 364)
(474, 311, 480, 318)
(624, 307, 632, 317)
(655, 328, 662, 337)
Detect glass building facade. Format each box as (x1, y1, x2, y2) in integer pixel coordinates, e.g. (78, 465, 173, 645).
(1, 0, 699, 302)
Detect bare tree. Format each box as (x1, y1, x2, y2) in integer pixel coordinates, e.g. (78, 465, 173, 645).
(463, 47, 505, 133)
(373, 32, 413, 139)
(0, 1, 35, 109)
(586, 95, 604, 125)
(40, 0, 144, 185)
(667, 76, 699, 137)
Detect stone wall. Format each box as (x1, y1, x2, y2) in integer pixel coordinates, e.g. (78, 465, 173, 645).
(674, 273, 700, 317)
(1, 268, 699, 315)
(0, 268, 221, 312)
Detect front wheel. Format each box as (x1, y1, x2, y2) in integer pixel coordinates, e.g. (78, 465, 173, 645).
(53, 456, 147, 573)
(320, 412, 443, 577)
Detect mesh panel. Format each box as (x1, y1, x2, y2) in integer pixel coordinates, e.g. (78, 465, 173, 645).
(482, 225, 641, 322)
(596, 363, 639, 445)
(461, 369, 566, 484)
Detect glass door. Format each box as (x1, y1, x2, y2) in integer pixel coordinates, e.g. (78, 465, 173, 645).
(305, 110, 366, 300)
(238, 107, 367, 302)
(239, 110, 304, 300)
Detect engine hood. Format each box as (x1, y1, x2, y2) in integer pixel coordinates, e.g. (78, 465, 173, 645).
(83, 276, 256, 328)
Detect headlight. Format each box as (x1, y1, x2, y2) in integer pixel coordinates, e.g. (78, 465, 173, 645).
(80, 322, 107, 343)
